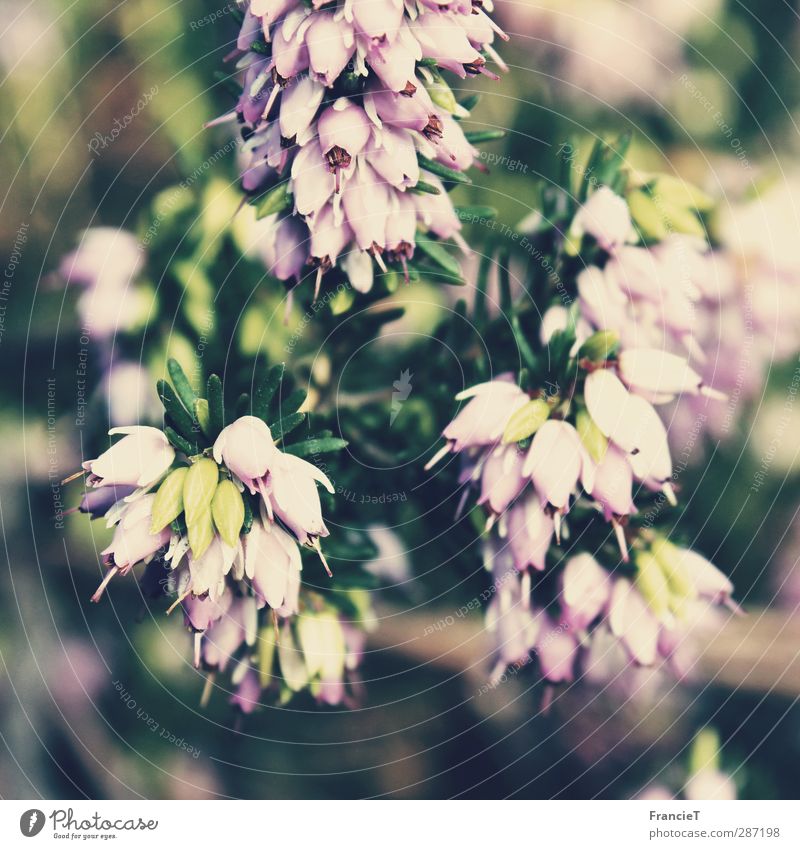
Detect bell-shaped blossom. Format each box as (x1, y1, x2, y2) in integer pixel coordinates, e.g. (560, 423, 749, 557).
(213, 416, 279, 494)
(245, 518, 302, 614)
(83, 426, 174, 490)
(560, 554, 611, 631)
(186, 536, 240, 601)
(100, 495, 170, 574)
(437, 379, 527, 454)
(202, 597, 258, 672)
(608, 577, 660, 665)
(183, 586, 233, 633)
(535, 614, 579, 682)
(570, 186, 633, 252)
(523, 419, 594, 510)
(505, 494, 554, 572)
(478, 444, 527, 514)
(264, 452, 335, 544)
(230, 668, 262, 714)
(618, 348, 724, 403)
(592, 443, 636, 519)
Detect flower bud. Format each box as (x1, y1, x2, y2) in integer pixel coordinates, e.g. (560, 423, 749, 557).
(150, 467, 188, 533)
(211, 479, 246, 548)
(502, 398, 550, 444)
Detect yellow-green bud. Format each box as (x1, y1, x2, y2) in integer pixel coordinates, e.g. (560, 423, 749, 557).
(149, 467, 188, 533)
(576, 410, 608, 463)
(183, 457, 219, 523)
(502, 398, 550, 444)
(578, 329, 619, 362)
(634, 549, 672, 621)
(187, 505, 215, 560)
(211, 479, 245, 548)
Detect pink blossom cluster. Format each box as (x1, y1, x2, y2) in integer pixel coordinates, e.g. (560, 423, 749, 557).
(226, 0, 507, 294)
(77, 418, 367, 708)
(484, 539, 734, 686)
(427, 356, 734, 683)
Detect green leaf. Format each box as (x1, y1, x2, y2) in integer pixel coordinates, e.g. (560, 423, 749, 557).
(253, 363, 285, 421)
(455, 205, 498, 221)
(211, 479, 245, 547)
(194, 398, 211, 438)
(415, 239, 462, 278)
(187, 506, 215, 560)
(254, 182, 292, 220)
(502, 399, 550, 444)
(409, 180, 442, 196)
(167, 358, 197, 413)
(270, 412, 306, 441)
(164, 427, 195, 456)
(464, 129, 506, 144)
(284, 437, 348, 458)
(235, 392, 251, 417)
(157, 380, 196, 441)
(417, 154, 472, 185)
(459, 94, 480, 112)
(206, 374, 225, 437)
(242, 495, 254, 535)
(183, 457, 219, 523)
(279, 387, 307, 418)
(150, 467, 188, 533)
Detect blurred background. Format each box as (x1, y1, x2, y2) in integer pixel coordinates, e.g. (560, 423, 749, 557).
(1, 0, 800, 799)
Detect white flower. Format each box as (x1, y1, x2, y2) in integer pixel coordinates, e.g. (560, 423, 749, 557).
(83, 426, 174, 489)
(213, 416, 279, 494)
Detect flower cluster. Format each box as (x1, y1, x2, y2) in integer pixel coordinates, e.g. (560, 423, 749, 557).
(71, 362, 370, 709)
(428, 298, 733, 682)
(223, 0, 507, 295)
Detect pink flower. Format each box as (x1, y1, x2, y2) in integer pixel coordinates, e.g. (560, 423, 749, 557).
(187, 536, 240, 601)
(571, 186, 632, 252)
(100, 495, 170, 574)
(202, 597, 258, 672)
(439, 379, 527, 452)
(212, 416, 279, 494)
(505, 493, 554, 572)
(618, 348, 725, 403)
(560, 554, 611, 631)
(608, 577, 659, 665)
(245, 518, 302, 614)
(523, 419, 594, 510)
(183, 587, 233, 633)
(478, 444, 527, 514)
(230, 668, 262, 714)
(592, 443, 636, 519)
(83, 426, 174, 490)
(264, 453, 335, 544)
(535, 614, 578, 683)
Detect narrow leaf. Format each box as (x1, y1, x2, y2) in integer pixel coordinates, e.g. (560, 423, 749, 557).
(417, 154, 472, 185)
(270, 412, 306, 441)
(206, 374, 225, 437)
(464, 129, 506, 144)
(157, 380, 196, 440)
(284, 437, 348, 458)
(167, 358, 197, 414)
(253, 362, 285, 421)
(415, 239, 462, 278)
